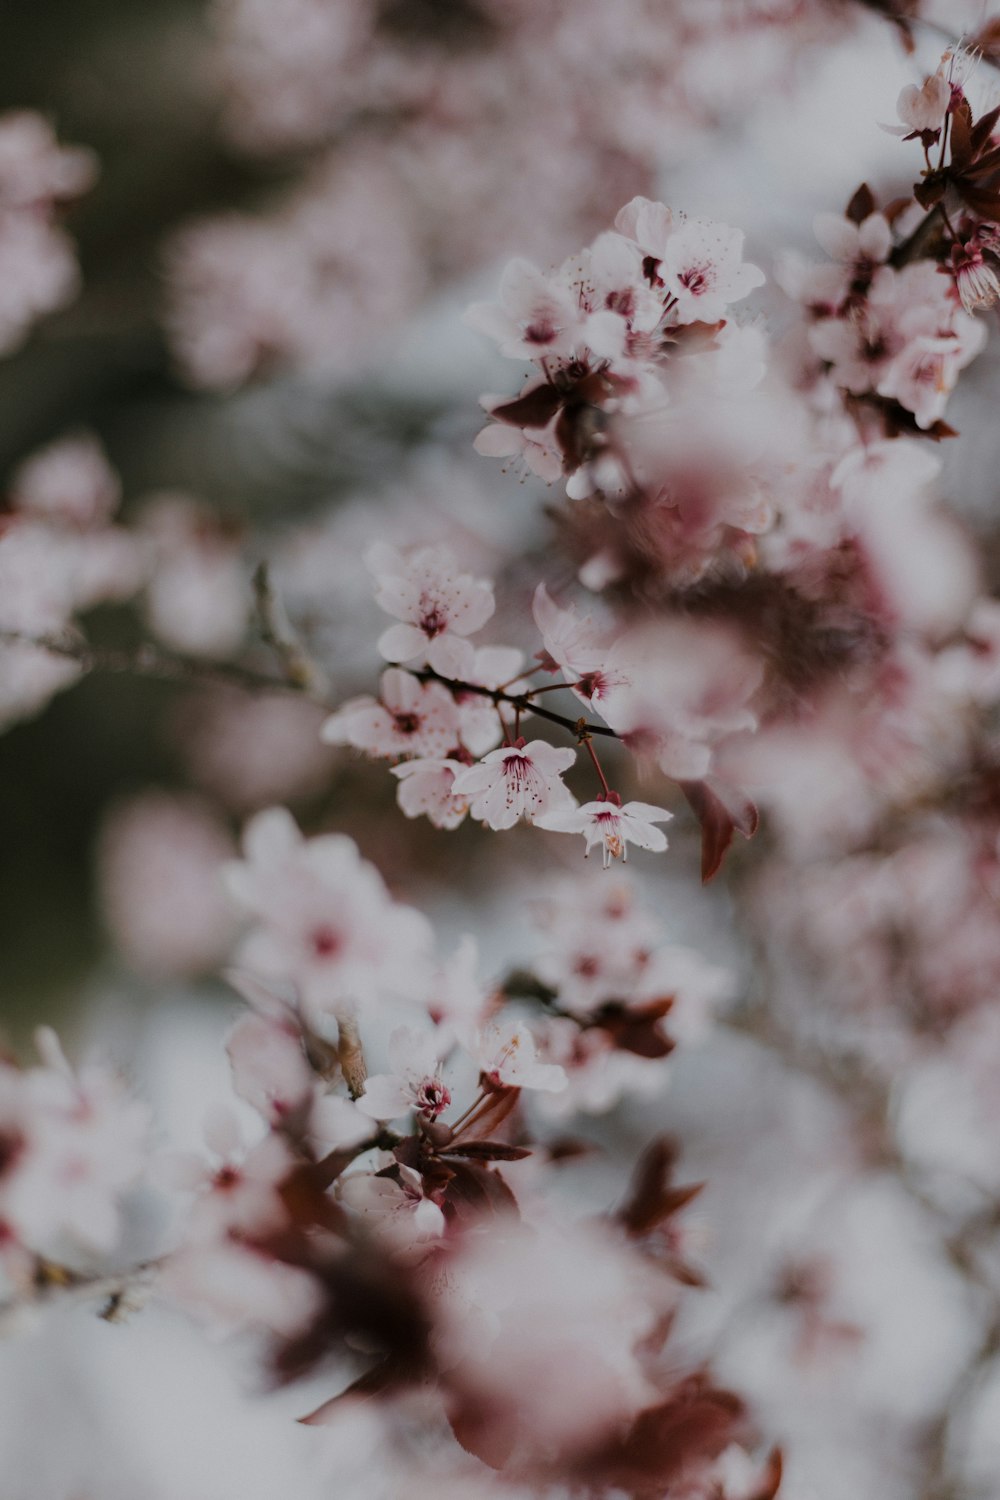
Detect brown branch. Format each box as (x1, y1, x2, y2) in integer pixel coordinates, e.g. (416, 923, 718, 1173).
(0, 629, 316, 701)
(252, 561, 329, 696)
(411, 666, 620, 740)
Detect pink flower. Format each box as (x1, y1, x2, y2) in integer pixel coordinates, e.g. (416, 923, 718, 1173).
(225, 1008, 314, 1127)
(473, 407, 565, 484)
(659, 216, 764, 324)
(464, 257, 583, 361)
(367, 543, 495, 678)
(357, 1026, 450, 1122)
(450, 738, 576, 830)
(537, 795, 672, 867)
(896, 73, 950, 134)
(813, 210, 891, 270)
(0, 1028, 150, 1255)
(471, 1018, 567, 1093)
(321, 668, 460, 759)
(531, 582, 628, 708)
(162, 1106, 293, 1244)
(224, 807, 433, 1023)
(338, 1164, 445, 1255)
(391, 757, 470, 829)
(877, 328, 985, 431)
(953, 249, 1000, 315)
(10, 432, 120, 528)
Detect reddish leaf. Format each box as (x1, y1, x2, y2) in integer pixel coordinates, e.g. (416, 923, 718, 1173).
(618, 1137, 704, 1237)
(748, 1448, 784, 1500)
(448, 1397, 517, 1470)
(442, 1140, 533, 1161)
(579, 1379, 745, 1493)
(949, 97, 975, 169)
(490, 382, 562, 429)
(678, 777, 758, 883)
(913, 175, 945, 210)
(845, 182, 875, 225)
(594, 996, 676, 1059)
(298, 1361, 396, 1425)
(443, 1159, 519, 1223)
(971, 104, 1000, 154)
(458, 1084, 521, 1142)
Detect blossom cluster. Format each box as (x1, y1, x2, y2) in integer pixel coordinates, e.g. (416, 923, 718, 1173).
(0, 112, 95, 355)
(322, 540, 693, 867)
(165, 0, 843, 387)
(0, 1029, 149, 1285)
(0, 807, 784, 1494)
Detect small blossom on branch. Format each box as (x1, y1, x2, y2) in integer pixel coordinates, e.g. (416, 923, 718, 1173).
(450, 738, 576, 830)
(537, 793, 673, 867)
(368, 542, 496, 679)
(357, 1027, 451, 1123)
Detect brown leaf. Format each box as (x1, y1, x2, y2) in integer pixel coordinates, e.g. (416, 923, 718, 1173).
(748, 1448, 784, 1500)
(845, 183, 876, 225)
(950, 97, 975, 169)
(913, 175, 945, 210)
(448, 1395, 517, 1470)
(594, 996, 676, 1059)
(443, 1159, 519, 1223)
(442, 1141, 533, 1161)
(618, 1137, 704, 1237)
(578, 1379, 745, 1494)
(678, 777, 759, 883)
(490, 382, 563, 428)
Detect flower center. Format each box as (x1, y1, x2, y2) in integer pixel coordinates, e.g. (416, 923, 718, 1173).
(310, 924, 343, 959)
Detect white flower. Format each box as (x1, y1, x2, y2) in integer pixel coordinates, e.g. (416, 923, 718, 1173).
(224, 807, 433, 1024)
(472, 1018, 567, 1093)
(367, 542, 495, 679)
(338, 1164, 446, 1255)
(464, 256, 585, 360)
(321, 668, 460, 760)
(357, 1027, 451, 1122)
(660, 217, 765, 324)
(896, 72, 950, 134)
(450, 738, 576, 830)
(537, 796, 672, 867)
(391, 757, 470, 829)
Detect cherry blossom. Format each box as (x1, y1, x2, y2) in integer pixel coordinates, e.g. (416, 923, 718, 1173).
(450, 738, 576, 830)
(224, 806, 433, 1024)
(321, 668, 461, 760)
(368, 542, 495, 678)
(391, 757, 471, 830)
(470, 1018, 567, 1093)
(658, 215, 765, 324)
(357, 1027, 451, 1122)
(0, 1029, 149, 1257)
(537, 794, 673, 867)
(338, 1163, 446, 1256)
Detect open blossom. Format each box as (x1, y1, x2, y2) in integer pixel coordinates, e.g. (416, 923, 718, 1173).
(0, 1029, 149, 1257)
(451, 738, 576, 830)
(391, 757, 470, 830)
(357, 1027, 451, 1122)
(657, 215, 765, 324)
(339, 1163, 446, 1255)
(162, 1106, 293, 1244)
(367, 542, 495, 679)
(471, 1018, 567, 1093)
(224, 807, 433, 1023)
(464, 256, 588, 361)
(531, 582, 629, 708)
(321, 668, 460, 760)
(896, 71, 950, 134)
(537, 794, 673, 867)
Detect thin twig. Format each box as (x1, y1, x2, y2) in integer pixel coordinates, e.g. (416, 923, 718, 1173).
(252, 562, 329, 695)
